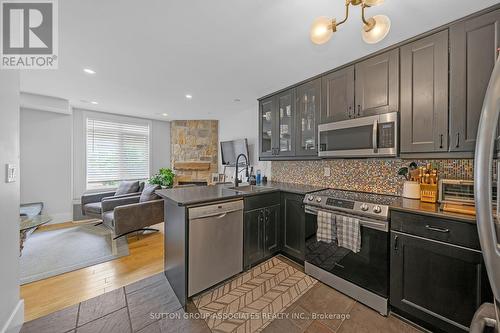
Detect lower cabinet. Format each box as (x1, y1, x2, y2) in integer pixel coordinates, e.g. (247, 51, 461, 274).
(244, 209, 265, 268)
(280, 192, 305, 261)
(390, 230, 492, 333)
(243, 193, 281, 269)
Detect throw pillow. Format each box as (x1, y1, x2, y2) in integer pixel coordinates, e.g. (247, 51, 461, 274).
(140, 184, 161, 202)
(115, 180, 140, 196)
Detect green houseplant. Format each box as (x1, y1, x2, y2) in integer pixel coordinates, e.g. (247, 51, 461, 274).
(149, 168, 175, 188)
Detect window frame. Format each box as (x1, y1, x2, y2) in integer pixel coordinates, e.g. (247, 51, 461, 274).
(83, 113, 152, 192)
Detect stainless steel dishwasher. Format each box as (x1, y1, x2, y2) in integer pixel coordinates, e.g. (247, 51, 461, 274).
(188, 200, 243, 297)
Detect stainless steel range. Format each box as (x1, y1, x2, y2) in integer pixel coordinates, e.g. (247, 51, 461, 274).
(303, 189, 399, 315)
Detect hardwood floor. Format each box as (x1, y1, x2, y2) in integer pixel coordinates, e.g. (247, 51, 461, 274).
(20, 222, 164, 322)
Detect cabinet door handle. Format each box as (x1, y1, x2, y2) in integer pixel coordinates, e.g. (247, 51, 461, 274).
(456, 133, 460, 148)
(348, 106, 352, 118)
(439, 134, 444, 149)
(357, 105, 361, 117)
(425, 225, 450, 233)
(393, 235, 398, 251)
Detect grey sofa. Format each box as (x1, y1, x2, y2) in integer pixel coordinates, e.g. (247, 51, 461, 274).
(101, 184, 164, 239)
(81, 181, 145, 219)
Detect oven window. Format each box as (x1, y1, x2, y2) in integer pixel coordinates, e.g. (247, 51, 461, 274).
(305, 213, 389, 297)
(319, 125, 373, 151)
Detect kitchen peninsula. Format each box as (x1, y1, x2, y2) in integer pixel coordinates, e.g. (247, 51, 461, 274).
(156, 182, 327, 307)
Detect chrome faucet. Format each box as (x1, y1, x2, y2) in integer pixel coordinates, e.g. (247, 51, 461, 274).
(234, 153, 249, 187)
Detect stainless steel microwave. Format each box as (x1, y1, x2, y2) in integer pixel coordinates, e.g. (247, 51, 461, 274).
(318, 112, 398, 158)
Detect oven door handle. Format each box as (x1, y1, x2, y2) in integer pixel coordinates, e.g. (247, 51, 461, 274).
(305, 206, 319, 215)
(372, 119, 378, 153)
(304, 206, 388, 232)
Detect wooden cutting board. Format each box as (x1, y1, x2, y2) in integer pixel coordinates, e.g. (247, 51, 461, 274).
(442, 202, 476, 216)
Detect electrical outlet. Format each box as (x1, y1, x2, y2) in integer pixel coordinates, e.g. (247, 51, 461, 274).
(324, 167, 331, 177)
(6, 163, 16, 183)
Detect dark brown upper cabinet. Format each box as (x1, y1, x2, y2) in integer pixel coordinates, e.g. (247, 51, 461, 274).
(259, 96, 276, 158)
(276, 89, 296, 157)
(401, 30, 449, 153)
(321, 66, 355, 123)
(449, 9, 500, 152)
(355, 49, 399, 117)
(296, 79, 321, 156)
(259, 89, 296, 158)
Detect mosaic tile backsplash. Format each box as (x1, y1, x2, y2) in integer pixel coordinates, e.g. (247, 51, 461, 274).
(271, 159, 475, 196)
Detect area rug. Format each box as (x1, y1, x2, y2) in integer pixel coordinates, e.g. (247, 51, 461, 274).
(193, 256, 317, 333)
(20, 224, 129, 284)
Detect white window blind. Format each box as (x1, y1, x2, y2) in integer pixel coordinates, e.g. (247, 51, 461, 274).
(86, 118, 150, 189)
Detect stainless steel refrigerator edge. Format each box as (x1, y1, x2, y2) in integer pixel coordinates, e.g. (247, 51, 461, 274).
(472, 56, 500, 332)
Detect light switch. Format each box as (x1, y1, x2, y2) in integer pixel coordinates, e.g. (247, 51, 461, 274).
(6, 163, 16, 183)
(324, 167, 331, 177)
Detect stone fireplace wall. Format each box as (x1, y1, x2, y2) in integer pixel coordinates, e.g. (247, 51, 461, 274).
(171, 120, 218, 185)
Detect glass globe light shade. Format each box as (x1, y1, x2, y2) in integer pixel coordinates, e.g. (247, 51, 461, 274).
(362, 15, 391, 44)
(310, 16, 334, 45)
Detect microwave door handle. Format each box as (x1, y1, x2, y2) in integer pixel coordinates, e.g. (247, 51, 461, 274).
(372, 119, 378, 153)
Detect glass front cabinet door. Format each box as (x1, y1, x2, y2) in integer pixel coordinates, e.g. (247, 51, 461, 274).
(259, 96, 276, 157)
(276, 89, 295, 157)
(296, 79, 321, 156)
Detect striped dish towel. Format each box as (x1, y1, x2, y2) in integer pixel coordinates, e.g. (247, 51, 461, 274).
(317, 210, 335, 243)
(336, 215, 361, 253)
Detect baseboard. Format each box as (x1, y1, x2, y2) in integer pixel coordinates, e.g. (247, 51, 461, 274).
(1, 299, 24, 333)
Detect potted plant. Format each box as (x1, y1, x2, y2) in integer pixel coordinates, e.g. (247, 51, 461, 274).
(398, 162, 421, 199)
(149, 168, 175, 189)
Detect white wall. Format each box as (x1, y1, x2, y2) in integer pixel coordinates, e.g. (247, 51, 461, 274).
(0, 72, 24, 333)
(20, 109, 73, 224)
(218, 105, 271, 182)
(151, 120, 171, 173)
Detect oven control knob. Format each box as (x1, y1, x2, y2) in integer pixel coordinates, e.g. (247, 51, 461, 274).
(360, 203, 369, 211)
(308, 195, 314, 201)
(316, 197, 322, 203)
(373, 205, 382, 214)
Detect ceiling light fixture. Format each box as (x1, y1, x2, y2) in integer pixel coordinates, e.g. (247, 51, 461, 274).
(162, 113, 168, 117)
(90, 101, 98, 105)
(185, 94, 193, 99)
(310, 0, 390, 45)
(83, 68, 96, 74)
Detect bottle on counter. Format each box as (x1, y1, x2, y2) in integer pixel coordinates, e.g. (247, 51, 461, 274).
(256, 169, 262, 184)
(249, 167, 256, 185)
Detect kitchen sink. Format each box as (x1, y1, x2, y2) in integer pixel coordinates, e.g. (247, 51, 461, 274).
(227, 185, 274, 193)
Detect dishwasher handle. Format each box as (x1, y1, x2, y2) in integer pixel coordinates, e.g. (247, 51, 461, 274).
(189, 200, 244, 220)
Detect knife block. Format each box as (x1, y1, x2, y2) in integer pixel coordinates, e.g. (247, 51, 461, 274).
(420, 184, 438, 203)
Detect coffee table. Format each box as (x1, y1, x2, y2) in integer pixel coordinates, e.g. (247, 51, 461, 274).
(20, 215, 52, 255)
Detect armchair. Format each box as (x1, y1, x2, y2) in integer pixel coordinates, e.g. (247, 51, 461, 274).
(81, 181, 145, 219)
(101, 184, 164, 239)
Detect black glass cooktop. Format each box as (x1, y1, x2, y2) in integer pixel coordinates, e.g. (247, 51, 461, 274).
(312, 189, 399, 206)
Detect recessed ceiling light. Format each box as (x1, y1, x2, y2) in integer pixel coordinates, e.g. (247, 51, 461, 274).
(90, 101, 98, 105)
(234, 98, 241, 102)
(83, 68, 96, 74)
(185, 94, 193, 99)
(162, 113, 168, 117)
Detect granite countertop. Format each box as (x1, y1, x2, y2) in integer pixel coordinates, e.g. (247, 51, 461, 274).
(390, 197, 477, 223)
(258, 181, 328, 195)
(156, 181, 328, 207)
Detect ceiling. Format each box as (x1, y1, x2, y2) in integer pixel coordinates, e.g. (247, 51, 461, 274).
(20, 0, 499, 121)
